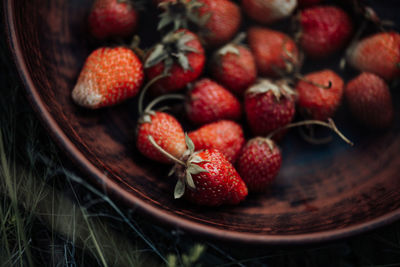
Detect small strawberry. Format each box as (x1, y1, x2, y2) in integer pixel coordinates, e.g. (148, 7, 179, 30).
(242, 0, 297, 25)
(209, 42, 257, 95)
(244, 79, 296, 139)
(298, 6, 353, 59)
(157, 0, 242, 47)
(347, 32, 400, 81)
(72, 47, 144, 109)
(136, 111, 186, 164)
(89, 0, 139, 40)
(185, 79, 242, 125)
(188, 120, 245, 163)
(298, 0, 323, 8)
(144, 29, 205, 95)
(247, 27, 300, 78)
(296, 70, 344, 121)
(345, 72, 394, 129)
(237, 137, 282, 192)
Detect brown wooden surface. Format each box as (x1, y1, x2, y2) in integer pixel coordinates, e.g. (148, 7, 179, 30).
(4, 0, 400, 244)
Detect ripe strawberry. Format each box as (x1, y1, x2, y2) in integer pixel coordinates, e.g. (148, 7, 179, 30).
(178, 148, 248, 206)
(185, 79, 242, 125)
(298, 0, 323, 8)
(72, 47, 144, 109)
(242, 0, 297, 25)
(89, 0, 139, 40)
(157, 0, 242, 47)
(144, 29, 205, 95)
(298, 6, 353, 59)
(237, 137, 282, 192)
(188, 120, 245, 163)
(136, 111, 186, 164)
(247, 27, 299, 78)
(296, 69, 344, 121)
(210, 43, 257, 95)
(244, 79, 296, 139)
(345, 72, 394, 129)
(347, 32, 400, 81)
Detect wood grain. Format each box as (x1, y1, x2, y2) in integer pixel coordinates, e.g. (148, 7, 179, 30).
(4, 0, 400, 244)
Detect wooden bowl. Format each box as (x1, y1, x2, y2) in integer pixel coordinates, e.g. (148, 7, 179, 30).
(4, 0, 400, 244)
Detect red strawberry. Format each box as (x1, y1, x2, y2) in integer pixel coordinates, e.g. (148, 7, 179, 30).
(347, 32, 400, 81)
(298, 6, 353, 59)
(345, 72, 394, 129)
(136, 111, 186, 164)
(72, 47, 144, 109)
(177, 148, 248, 206)
(188, 120, 245, 163)
(248, 27, 300, 78)
(242, 0, 297, 25)
(237, 137, 282, 192)
(157, 0, 242, 47)
(245, 79, 296, 139)
(185, 79, 242, 125)
(296, 69, 344, 121)
(144, 29, 205, 95)
(298, 0, 323, 8)
(210, 43, 257, 95)
(89, 0, 139, 40)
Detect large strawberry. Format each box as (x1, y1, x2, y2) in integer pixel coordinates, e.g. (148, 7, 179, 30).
(245, 79, 296, 139)
(72, 47, 144, 109)
(144, 29, 205, 95)
(345, 72, 394, 129)
(157, 0, 242, 47)
(347, 32, 400, 81)
(296, 70, 344, 121)
(210, 42, 257, 95)
(242, 0, 297, 25)
(237, 137, 282, 192)
(185, 78, 242, 125)
(298, 6, 353, 59)
(89, 0, 139, 40)
(188, 120, 245, 163)
(247, 27, 300, 78)
(136, 111, 186, 164)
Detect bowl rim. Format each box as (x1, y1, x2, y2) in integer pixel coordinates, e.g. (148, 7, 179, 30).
(4, 0, 400, 245)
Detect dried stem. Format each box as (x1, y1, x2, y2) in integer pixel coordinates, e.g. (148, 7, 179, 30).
(147, 135, 186, 166)
(144, 94, 185, 113)
(138, 74, 169, 115)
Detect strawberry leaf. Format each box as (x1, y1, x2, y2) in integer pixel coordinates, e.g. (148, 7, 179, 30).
(187, 164, 208, 175)
(174, 179, 186, 199)
(185, 133, 195, 154)
(144, 44, 167, 68)
(186, 172, 196, 190)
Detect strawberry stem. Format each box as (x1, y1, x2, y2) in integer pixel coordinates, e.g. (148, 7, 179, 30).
(267, 119, 354, 146)
(295, 74, 332, 89)
(147, 135, 186, 166)
(138, 74, 169, 115)
(144, 94, 185, 113)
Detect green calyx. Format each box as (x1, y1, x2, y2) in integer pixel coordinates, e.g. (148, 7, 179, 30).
(246, 79, 296, 101)
(144, 31, 199, 74)
(157, 0, 211, 32)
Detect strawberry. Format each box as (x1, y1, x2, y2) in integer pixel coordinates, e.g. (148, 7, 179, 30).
(296, 69, 344, 121)
(209, 42, 257, 95)
(144, 29, 205, 95)
(237, 137, 282, 192)
(157, 0, 242, 47)
(298, 0, 323, 8)
(72, 47, 144, 109)
(347, 32, 400, 81)
(185, 79, 242, 125)
(244, 79, 296, 139)
(188, 120, 245, 163)
(247, 27, 299, 78)
(136, 111, 186, 164)
(88, 0, 139, 40)
(175, 147, 248, 206)
(298, 6, 353, 59)
(345, 72, 394, 129)
(242, 0, 297, 25)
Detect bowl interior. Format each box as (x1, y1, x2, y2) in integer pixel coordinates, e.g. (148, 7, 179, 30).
(6, 0, 400, 243)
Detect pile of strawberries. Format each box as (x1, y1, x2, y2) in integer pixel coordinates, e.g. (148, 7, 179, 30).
(72, 0, 399, 206)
